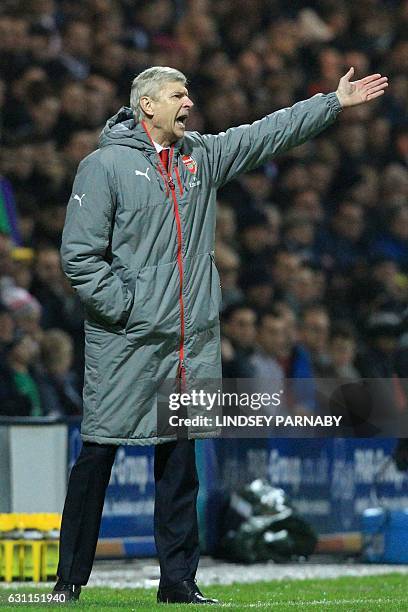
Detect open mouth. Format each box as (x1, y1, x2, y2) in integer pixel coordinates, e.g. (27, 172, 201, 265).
(176, 114, 188, 128)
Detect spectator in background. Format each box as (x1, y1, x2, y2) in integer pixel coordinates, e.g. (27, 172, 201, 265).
(253, 301, 311, 384)
(282, 212, 316, 263)
(255, 306, 315, 414)
(0, 328, 42, 416)
(314, 323, 361, 420)
(238, 166, 276, 210)
(315, 201, 366, 273)
(251, 309, 285, 381)
(276, 162, 310, 204)
(28, 23, 55, 67)
(221, 302, 257, 378)
(291, 189, 324, 225)
(270, 249, 301, 300)
(45, 20, 93, 83)
(287, 265, 324, 314)
(249, 308, 285, 417)
(237, 210, 272, 272)
(320, 324, 360, 381)
(15, 85, 60, 142)
(37, 329, 82, 417)
(1, 285, 43, 347)
(299, 304, 331, 376)
(239, 266, 274, 314)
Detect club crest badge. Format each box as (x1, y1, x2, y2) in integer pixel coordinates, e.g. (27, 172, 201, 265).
(182, 155, 198, 175)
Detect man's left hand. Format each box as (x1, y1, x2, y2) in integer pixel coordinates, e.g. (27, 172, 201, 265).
(336, 67, 388, 108)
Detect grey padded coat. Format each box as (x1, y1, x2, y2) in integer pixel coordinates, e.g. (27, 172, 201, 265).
(60, 92, 341, 445)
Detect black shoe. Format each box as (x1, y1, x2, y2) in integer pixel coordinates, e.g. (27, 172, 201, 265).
(157, 579, 219, 604)
(52, 579, 82, 603)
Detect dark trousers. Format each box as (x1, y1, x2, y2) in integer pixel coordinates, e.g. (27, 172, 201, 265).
(57, 440, 200, 588)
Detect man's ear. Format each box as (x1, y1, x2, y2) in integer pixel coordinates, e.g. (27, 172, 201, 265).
(140, 96, 154, 119)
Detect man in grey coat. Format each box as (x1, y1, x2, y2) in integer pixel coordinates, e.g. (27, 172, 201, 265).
(53, 66, 387, 604)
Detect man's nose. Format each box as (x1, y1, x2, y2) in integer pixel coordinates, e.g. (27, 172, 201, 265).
(185, 96, 194, 108)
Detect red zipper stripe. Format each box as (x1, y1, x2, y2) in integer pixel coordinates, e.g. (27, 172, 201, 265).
(141, 121, 186, 381)
(169, 173, 185, 376)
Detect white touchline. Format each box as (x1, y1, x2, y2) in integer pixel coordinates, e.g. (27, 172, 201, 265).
(73, 193, 85, 206)
(135, 168, 151, 181)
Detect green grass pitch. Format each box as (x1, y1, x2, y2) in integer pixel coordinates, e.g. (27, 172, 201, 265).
(0, 574, 407, 611)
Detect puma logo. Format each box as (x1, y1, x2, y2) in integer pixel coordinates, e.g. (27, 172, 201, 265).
(73, 193, 85, 206)
(135, 168, 151, 181)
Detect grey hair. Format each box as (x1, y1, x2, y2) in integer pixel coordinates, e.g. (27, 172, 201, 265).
(130, 66, 187, 123)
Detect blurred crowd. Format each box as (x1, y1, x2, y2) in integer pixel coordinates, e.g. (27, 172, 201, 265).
(0, 0, 407, 418)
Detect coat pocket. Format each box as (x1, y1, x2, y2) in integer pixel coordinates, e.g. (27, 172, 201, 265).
(125, 261, 180, 340)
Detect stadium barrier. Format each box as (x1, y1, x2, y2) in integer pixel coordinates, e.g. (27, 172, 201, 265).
(1, 419, 407, 562)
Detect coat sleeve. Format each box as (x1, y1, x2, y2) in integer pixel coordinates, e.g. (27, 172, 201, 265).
(60, 152, 133, 326)
(200, 92, 342, 188)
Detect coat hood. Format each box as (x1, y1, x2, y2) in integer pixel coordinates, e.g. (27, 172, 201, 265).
(99, 106, 184, 153)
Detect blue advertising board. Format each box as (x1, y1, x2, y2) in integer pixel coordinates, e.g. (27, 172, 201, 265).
(204, 438, 407, 539)
(67, 423, 407, 557)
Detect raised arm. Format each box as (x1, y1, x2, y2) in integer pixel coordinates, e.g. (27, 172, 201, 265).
(201, 92, 341, 188)
(201, 69, 388, 188)
(60, 153, 133, 327)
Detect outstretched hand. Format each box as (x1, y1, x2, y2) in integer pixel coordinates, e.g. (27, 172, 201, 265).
(336, 67, 388, 108)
